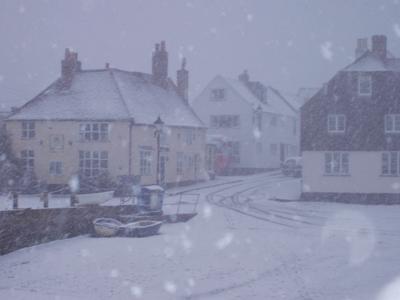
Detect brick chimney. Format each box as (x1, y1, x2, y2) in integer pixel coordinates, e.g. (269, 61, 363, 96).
(152, 41, 168, 87)
(355, 38, 368, 59)
(371, 35, 387, 60)
(177, 58, 189, 104)
(238, 70, 250, 83)
(61, 48, 81, 88)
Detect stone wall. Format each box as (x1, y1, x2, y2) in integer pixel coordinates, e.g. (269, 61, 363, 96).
(0, 205, 137, 255)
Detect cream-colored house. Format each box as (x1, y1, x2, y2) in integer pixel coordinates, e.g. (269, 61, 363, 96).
(5, 42, 206, 188)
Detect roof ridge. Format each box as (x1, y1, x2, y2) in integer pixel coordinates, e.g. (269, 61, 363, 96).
(108, 69, 133, 120)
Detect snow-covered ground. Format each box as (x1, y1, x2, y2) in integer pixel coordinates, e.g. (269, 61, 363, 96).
(0, 172, 399, 300)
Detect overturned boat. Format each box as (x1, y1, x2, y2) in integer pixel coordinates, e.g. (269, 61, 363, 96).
(121, 220, 163, 237)
(93, 218, 123, 237)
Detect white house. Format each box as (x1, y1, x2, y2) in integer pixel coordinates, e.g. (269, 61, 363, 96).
(192, 71, 299, 174)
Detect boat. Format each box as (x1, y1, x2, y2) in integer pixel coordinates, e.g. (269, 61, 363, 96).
(122, 220, 163, 237)
(76, 190, 114, 206)
(93, 218, 123, 237)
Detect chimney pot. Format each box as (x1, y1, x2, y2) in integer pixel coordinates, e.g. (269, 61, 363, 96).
(355, 38, 368, 59)
(177, 57, 189, 104)
(371, 34, 387, 60)
(105, 62, 110, 69)
(238, 70, 250, 83)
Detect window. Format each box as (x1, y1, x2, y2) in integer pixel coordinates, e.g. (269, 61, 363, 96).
(327, 114, 346, 133)
(227, 141, 240, 163)
(22, 121, 35, 139)
(324, 152, 349, 175)
(210, 115, 240, 128)
(211, 88, 225, 101)
(358, 73, 372, 96)
(256, 142, 263, 154)
(382, 152, 400, 176)
(140, 150, 152, 176)
(254, 112, 262, 131)
(270, 144, 278, 156)
(177, 152, 184, 175)
(270, 115, 277, 126)
(49, 161, 63, 176)
(184, 129, 195, 145)
(21, 150, 34, 170)
(385, 114, 400, 133)
(186, 154, 194, 171)
(79, 123, 109, 141)
(79, 150, 108, 177)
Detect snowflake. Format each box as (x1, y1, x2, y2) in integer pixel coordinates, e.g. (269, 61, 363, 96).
(246, 14, 254, 22)
(164, 281, 177, 294)
(393, 23, 400, 38)
(320, 41, 333, 61)
(130, 286, 143, 298)
(216, 232, 234, 250)
(18, 4, 26, 14)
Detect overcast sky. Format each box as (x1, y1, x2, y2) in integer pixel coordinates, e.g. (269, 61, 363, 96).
(0, 0, 400, 109)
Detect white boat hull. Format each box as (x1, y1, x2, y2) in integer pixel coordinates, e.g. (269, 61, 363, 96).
(76, 191, 114, 206)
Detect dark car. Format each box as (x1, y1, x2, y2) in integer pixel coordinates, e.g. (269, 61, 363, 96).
(281, 157, 302, 177)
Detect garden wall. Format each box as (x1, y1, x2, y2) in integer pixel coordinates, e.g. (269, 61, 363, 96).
(0, 205, 137, 255)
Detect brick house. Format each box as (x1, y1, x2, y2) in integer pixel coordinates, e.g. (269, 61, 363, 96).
(301, 35, 400, 203)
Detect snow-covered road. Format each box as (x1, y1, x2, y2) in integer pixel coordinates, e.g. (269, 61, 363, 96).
(1, 172, 400, 300)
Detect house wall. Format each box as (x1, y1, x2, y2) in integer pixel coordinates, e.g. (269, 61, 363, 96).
(192, 76, 299, 170)
(131, 125, 206, 185)
(302, 151, 400, 194)
(6, 120, 206, 187)
(192, 76, 255, 169)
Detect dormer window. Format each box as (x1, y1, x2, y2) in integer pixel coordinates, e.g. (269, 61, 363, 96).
(358, 73, 372, 96)
(385, 114, 400, 133)
(328, 114, 346, 133)
(211, 88, 225, 101)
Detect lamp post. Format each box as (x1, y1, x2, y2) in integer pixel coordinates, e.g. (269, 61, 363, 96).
(153, 116, 164, 185)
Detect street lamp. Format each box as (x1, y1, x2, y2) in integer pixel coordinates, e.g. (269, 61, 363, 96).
(153, 116, 164, 185)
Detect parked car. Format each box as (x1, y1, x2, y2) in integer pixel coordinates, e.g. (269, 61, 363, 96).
(281, 157, 302, 177)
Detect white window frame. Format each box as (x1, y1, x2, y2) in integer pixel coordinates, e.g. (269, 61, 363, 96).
(385, 114, 400, 134)
(324, 152, 349, 175)
(176, 152, 184, 175)
(270, 115, 277, 127)
(49, 161, 63, 176)
(79, 123, 109, 142)
(140, 150, 152, 176)
(210, 115, 240, 129)
(21, 150, 34, 171)
(270, 144, 278, 156)
(358, 73, 372, 96)
(327, 114, 346, 133)
(211, 88, 225, 101)
(382, 152, 400, 176)
(79, 150, 108, 177)
(22, 121, 35, 139)
(227, 141, 240, 163)
(184, 129, 195, 145)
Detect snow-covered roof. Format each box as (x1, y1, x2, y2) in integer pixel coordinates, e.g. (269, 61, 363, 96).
(344, 50, 400, 72)
(7, 69, 204, 128)
(221, 76, 297, 117)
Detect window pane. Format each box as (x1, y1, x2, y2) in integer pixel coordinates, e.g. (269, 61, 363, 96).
(325, 153, 332, 173)
(382, 153, 389, 175)
(390, 152, 398, 175)
(341, 153, 349, 174)
(333, 152, 340, 173)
